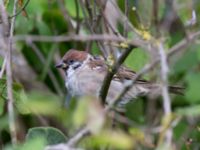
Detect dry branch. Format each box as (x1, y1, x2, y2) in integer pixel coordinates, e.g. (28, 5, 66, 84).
(14, 34, 144, 47)
(5, 0, 18, 145)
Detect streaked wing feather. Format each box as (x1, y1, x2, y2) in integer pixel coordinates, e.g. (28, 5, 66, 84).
(88, 57, 150, 84)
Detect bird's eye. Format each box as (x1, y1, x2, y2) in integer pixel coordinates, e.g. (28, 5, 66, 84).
(68, 59, 75, 65)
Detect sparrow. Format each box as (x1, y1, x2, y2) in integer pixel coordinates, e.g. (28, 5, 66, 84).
(56, 49, 182, 106)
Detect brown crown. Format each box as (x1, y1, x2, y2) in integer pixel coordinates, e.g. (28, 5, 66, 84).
(62, 49, 89, 63)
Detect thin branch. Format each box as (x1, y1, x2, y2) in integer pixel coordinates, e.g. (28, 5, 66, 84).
(6, 0, 18, 145)
(82, 0, 94, 52)
(123, 0, 129, 37)
(45, 127, 90, 150)
(14, 34, 144, 47)
(75, 0, 80, 34)
(45, 144, 83, 150)
(0, 57, 7, 78)
(26, 40, 63, 97)
(109, 0, 136, 34)
(9, 0, 30, 18)
(112, 30, 200, 107)
(0, 0, 30, 24)
(157, 42, 172, 146)
(43, 31, 137, 150)
(95, 0, 121, 37)
(152, 0, 159, 35)
(158, 42, 171, 114)
(99, 45, 135, 104)
(67, 127, 90, 147)
(79, 0, 107, 56)
(57, 0, 74, 32)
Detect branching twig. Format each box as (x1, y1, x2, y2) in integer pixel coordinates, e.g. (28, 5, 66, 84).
(0, 0, 30, 24)
(99, 45, 135, 104)
(9, 0, 30, 18)
(95, 0, 121, 37)
(42, 30, 200, 148)
(111, 30, 200, 108)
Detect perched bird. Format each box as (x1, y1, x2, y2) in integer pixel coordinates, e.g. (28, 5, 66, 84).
(56, 49, 182, 106)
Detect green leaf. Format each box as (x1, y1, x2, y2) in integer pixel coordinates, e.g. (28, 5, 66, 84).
(73, 97, 93, 127)
(26, 127, 67, 145)
(40, 44, 57, 80)
(42, 9, 68, 33)
(173, 48, 199, 74)
(0, 78, 24, 104)
(4, 136, 45, 150)
(173, 121, 187, 140)
(117, 0, 141, 29)
(73, 96, 104, 133)
(0, 115, 9, 131)
(0, 98, 4, 116)
(86, 130, 133, 149)
(16, 91, 61, 115)
(125, 99, 145, 123)
(185, 72, 200, 103)
(176, 105, 200, 117)
(124, 48, 149, 72)
(18, 137, 45, 150)
(65, 1, 83, 18)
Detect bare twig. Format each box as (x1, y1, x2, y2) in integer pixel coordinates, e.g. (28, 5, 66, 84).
(45, 144, 83, 150)
(157, 41, 172, 146)
(45, 127, 90, 150)
(152, 0, 159, 35)
(0, 0, 30, 24)
(14, 34, 143, 47)
(123, 0, 129, 37)
(67, 127, 90, 147)
(95, 0, 121, 37)
(26, 40, 63, 97)
(75, 0, 80, 34)
(112, 30, 200, 107)
(0, 57, 7, 78)
(83, 0, 95, 52)
(158, 42, 171, 114)
(79, 0, 107, 56)
(186, 10, 197, 26)
(57, 0, 74, 32)
(109, 0, 136, 34)
(9, 0, 30, 18)
(5, 0, 18, 145)
(99, 45, 135, 104)
(47, 32, 200, 147)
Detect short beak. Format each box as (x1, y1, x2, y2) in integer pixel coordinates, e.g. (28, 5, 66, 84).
(55, 61, 67, 69)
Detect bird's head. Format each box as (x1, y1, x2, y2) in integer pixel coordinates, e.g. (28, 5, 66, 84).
(56, 49, 90, 73)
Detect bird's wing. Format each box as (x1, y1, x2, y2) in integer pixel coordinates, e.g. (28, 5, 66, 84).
(114, 66, 150, 84)
(88, 56, 150, 84)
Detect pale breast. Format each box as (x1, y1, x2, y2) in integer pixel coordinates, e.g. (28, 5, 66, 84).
(66, 63, 152, 106)
(66, 64, 105, 97)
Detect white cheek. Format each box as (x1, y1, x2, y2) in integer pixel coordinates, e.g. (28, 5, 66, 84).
(66, 67, 75, 78)
(65, 67, 79, 96)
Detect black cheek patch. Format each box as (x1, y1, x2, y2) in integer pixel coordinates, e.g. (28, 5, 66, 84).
(73, 64, 81, 70)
